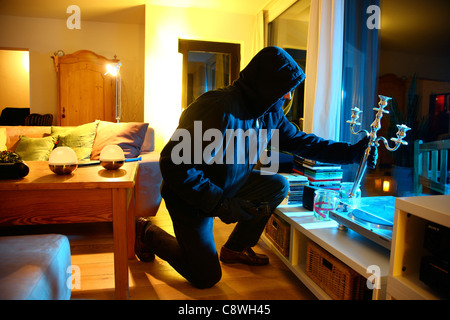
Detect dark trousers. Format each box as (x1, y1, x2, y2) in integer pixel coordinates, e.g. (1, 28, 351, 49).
(145, 170, 289, 288)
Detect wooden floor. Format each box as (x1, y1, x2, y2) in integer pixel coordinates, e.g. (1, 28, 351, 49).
(2, 201, 316, 300)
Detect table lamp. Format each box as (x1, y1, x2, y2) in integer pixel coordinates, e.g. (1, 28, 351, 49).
(100, 145, 125, 170)
(48, 146, 78, 175)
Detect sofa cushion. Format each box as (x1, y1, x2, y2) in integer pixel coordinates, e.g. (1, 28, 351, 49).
(51, 121, 99, 161)
(90, 121, 149, 160)
(141, 127, 155, 152)
(0, 234, 71, 300)
(135, 152, 163, 217)
(1, 126, 51, 152)
(15, 135, 57, 161)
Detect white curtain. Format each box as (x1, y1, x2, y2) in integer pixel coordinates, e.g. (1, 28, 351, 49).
(303, 0, 344, 140)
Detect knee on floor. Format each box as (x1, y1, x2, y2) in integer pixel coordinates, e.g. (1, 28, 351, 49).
(190, 269, 222, 289)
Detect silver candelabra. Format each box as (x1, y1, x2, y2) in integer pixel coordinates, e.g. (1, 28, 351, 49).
(347, 95, 410, 198)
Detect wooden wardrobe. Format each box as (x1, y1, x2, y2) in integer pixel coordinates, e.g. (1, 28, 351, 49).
(52, 50, 119, 126)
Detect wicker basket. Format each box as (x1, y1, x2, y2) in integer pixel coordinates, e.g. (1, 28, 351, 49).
(306, 241, 371, 300)
(265, 214, 290, 257)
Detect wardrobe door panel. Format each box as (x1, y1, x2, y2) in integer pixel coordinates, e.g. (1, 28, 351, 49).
(54, 50, 118, 126)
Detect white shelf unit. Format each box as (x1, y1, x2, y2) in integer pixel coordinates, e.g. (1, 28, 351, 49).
(262, 204, 390, 300)
(387, 195, 450, 300)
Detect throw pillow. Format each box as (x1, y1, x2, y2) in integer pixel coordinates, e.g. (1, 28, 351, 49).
(91, 121, 149, 160)
(15, 135, 57, 161)
(51, 121, 99, 161)
(0, 128, 6, 151)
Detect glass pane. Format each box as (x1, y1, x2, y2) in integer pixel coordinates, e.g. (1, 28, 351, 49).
(375, 0, 450, 197)
(187, 51, 231, 106)
(268, 0, 310, 130)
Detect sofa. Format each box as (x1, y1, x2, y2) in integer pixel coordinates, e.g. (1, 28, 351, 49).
(0, 120, 162, 218)
(0, 120, 162, 300)
(0, 234, 72, 300)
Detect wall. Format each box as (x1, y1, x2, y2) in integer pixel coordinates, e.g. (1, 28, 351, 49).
(0, 14, 144, 122)
(0, 5, 258, 150)
(0, 49, 30, 111)
(144, 5, 257, 151)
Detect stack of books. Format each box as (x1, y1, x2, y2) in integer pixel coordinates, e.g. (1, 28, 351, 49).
(293, 157, 343, 190)
(280, 173, 309, 205)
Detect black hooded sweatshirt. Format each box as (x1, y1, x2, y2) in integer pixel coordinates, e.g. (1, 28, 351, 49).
(159, 46, 361, 214)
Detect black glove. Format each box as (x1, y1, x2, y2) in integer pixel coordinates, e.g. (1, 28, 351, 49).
(352, 136, 378, 169)
(209, 198, 271, 224)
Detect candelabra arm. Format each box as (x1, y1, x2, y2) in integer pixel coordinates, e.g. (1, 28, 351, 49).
(350, 127, 369, 136)
(376, 137, 401, 152)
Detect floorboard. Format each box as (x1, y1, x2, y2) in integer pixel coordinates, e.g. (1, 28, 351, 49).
(1, 200, 316, 301)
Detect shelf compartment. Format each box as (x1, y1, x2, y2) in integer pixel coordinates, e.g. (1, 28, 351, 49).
(388, 195, 450, 300)
(265, 213, 291, 258)
(305, 240, 372, 300)
(263, 204, 390, 300)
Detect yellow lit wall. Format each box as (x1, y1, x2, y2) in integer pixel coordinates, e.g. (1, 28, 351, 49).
(0, 14, 144, 121)
(144, 5, 257, 151)
(0, 4, 257, 141)
(0, 49, 30, 112)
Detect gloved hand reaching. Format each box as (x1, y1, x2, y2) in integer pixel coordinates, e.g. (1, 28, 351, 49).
(208, 198, 271, 224)
(352, 136, 378, 169)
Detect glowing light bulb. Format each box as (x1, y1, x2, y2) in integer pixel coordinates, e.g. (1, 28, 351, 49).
(382, 180, 390, 192)
(105, 62, 121, 76)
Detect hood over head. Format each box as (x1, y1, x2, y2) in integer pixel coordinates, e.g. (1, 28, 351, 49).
(233, 46, 305, 117)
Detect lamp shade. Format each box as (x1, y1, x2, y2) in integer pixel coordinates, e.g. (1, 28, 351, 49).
(100, 145, 125, 161)
(100, 145, 125, 170)
(48, 146, 78, 174)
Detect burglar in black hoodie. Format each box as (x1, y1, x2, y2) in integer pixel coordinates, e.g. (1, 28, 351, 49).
(135, 46, 376, 288)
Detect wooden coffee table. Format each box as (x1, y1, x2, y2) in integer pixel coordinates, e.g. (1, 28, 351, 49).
(0, 161, 139, 299)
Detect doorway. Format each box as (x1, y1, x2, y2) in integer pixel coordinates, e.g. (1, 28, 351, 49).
(0, 48, 30, 115)
(178, 39, 240, 110)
